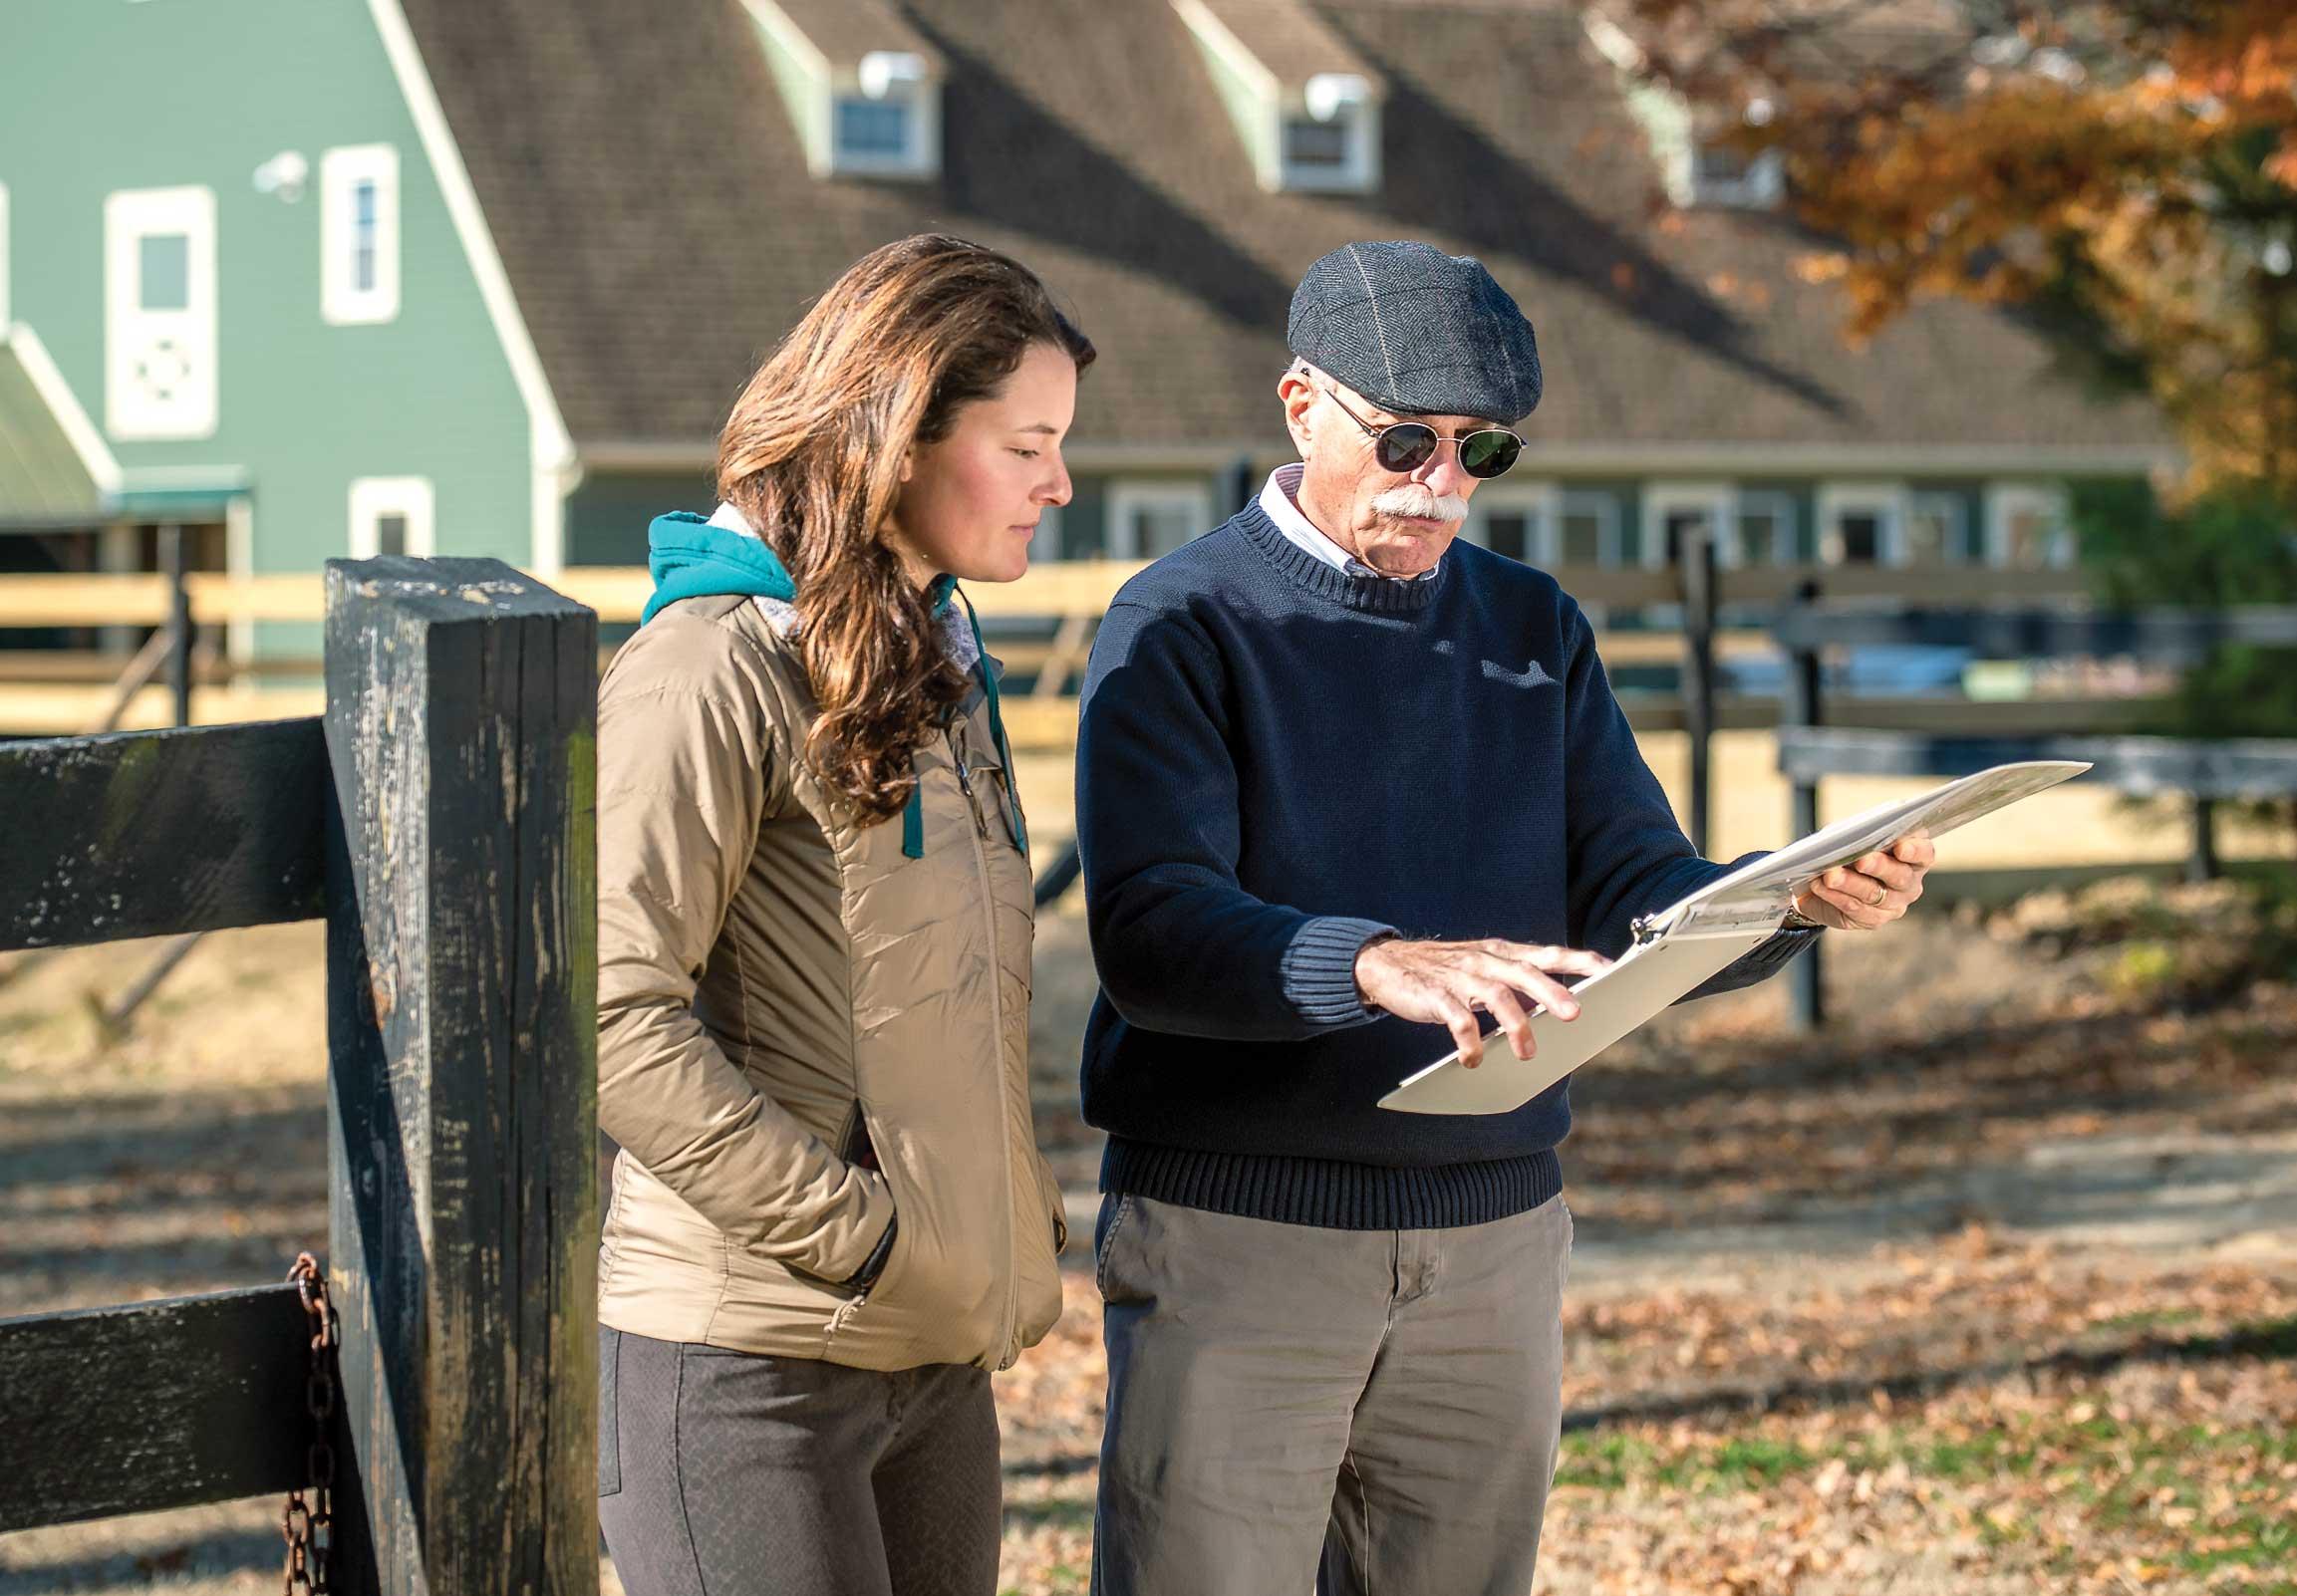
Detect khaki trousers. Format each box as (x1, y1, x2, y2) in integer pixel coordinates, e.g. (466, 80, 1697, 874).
(1091, 1191, 1573, 1596)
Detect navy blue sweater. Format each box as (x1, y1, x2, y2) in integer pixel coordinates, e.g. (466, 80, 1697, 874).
(1075, 503, 1815, 1229)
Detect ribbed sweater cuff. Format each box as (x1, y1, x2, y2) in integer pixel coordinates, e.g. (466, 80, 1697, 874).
(1279, 916, 1395, 1027)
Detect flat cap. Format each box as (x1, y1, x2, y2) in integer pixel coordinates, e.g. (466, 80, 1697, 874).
(1287, 240, 1543, 423)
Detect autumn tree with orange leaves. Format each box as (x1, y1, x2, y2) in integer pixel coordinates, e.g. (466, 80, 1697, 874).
(1610, 0, 2297, 501)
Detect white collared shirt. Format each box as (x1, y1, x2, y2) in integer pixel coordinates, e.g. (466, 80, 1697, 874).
(1257, 464, 1440, 582)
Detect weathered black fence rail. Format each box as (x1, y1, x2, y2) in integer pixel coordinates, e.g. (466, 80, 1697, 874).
(1774, 601, 2297, 1029)
(0, 557, 599, 1594)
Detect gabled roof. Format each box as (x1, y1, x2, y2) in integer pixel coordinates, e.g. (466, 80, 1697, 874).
(1176, 0, 1380, 92)
(0, 326, 121, 527)
(751, 0, 941, 71)
(393, 0, 2170, 464)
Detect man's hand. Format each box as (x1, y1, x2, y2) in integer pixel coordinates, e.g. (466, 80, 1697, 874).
(1353, 936, 1612, 1069)
(1792, 832, 1935, 931)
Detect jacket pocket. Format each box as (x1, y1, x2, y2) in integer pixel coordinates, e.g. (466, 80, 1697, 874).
(597, 1326, 622, 1497)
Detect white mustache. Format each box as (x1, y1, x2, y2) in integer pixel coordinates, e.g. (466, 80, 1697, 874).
(1371, 484, 1470, 523)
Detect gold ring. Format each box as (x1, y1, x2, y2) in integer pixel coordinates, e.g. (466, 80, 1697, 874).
(1869, 884, 1887, 908)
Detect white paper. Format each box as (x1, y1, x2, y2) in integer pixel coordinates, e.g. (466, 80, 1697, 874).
(1377, 760, 2091, 1117)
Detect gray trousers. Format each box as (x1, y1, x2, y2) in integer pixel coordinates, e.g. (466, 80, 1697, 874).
(1091, 1192, 1572, 1596)
(597, 1327, 1001, 1596)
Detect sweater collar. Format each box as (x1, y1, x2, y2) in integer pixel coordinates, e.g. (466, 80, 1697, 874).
(1232, 502, 1445, 615)
(1258, 464, 1441, 584)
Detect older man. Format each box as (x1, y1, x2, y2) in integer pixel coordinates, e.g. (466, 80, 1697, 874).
(1075, 241, 1932, 1595)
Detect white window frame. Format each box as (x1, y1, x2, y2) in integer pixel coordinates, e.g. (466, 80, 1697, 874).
(1556, 489, 1623, 569)
(1277, 76, 1380, 194)
(1461, 480, 1559, 564)
(826, 53, 940, 180)
(1106, 479, 1215, 561)
(1816, 481, 1911, 568)
(1733, 488, 1798, 567)
(1640, 480, 1736, 570)
(1984, 482, 2075, 570)
(105, 185, 218, 441)
(349, 476, 435, 559)
(1689, 142, 1784, 209)
(1907, 489, 1969, 567)
(321, 144, 401, 325)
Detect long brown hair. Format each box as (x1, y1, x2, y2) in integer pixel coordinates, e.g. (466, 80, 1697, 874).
(718, 235, 1093, 826)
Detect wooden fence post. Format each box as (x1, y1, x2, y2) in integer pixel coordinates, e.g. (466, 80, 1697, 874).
(321, 556, 598, 1595)
(159, 523, 192, 727)
(2188, 797, 2220, 884)
(1783, 579, 1825, 1032)
(1679, 524, 1719, 858)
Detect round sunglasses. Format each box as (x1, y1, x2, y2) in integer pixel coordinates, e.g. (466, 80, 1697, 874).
(1321, 385, 1526, 479)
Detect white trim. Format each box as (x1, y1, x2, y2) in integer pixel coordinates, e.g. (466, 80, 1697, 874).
(320, 144, 402, 325)
(1733, 488, 1798, 567)
(1277, 97, 1379, 194)
(349, 475, 435, 558)
(826, 76, 941, 180)
(1556, 488, 1623, 568)
(1689, 143, 1784, 210)
(1519, 441, 2179, 475)
(0, 181, 10, 329)
(104, 185, 218, 440)
(1169, 0, 1282, 98)
(4, 323, 125, 495)
(1461, 479, 1558, 564)
(365, 0, 574, 573)
(1984, 481, 2075, 570)
(744, 0, 830, 75)
(1816, 480, 1912, 567)
(119, 463, 252, 493)
(1640, 479, 1735, 569)
(1907, 489, 1968, 567)
(1106, 478, 1215, 560)
(226, 494, 254, 664)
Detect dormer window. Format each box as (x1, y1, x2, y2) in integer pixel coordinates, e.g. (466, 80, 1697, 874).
(1688, 140, 1784, 209)
(1173, 0, 1384, 194)
(1584, 11, 1783, 211)
(1280, 73, 1376, 190)
(745, 2, 943, 181)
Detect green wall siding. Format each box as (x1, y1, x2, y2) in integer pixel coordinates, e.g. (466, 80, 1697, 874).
(0, 0, 533, 600)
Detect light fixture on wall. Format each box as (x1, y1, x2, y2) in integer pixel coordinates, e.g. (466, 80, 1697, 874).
(253, 150, 309, 202)
(1303, 73, 1368, 123)
(858, 51, 925, 100)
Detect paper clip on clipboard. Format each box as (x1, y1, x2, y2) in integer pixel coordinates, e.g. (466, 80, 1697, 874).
(1376, 760, 2092, 1118)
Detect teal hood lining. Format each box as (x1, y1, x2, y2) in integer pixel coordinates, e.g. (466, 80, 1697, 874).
(641, 511, 1021, 861)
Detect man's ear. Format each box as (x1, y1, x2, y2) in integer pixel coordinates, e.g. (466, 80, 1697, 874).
(1278, 370, 1316, 453)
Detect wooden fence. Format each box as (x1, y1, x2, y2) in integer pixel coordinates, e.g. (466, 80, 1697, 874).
(0, 557, 599, 1594)
(1773, 596, 2297, 1029)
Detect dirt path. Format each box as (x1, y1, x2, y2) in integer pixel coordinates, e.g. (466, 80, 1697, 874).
(3, 871, 2291, 1593)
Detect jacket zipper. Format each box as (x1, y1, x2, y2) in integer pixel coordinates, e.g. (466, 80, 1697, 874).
(950, 719, 1021, 1367)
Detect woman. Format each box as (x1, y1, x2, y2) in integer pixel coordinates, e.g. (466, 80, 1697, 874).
(593, 235, 1091, 1596)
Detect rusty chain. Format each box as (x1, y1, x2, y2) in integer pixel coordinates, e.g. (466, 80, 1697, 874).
(283, 1252, 337, 1594)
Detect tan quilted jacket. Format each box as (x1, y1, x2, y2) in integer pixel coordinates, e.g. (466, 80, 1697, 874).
(594, 590, 1063, 1372)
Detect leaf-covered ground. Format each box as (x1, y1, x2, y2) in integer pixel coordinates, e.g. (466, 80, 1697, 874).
(3, 871, 2292, 1593)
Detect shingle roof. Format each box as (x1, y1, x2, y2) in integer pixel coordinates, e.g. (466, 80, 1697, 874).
(1179, 0, 1381, 90)
(750, 0, 941, 73)
(396, 0, 2170, 460)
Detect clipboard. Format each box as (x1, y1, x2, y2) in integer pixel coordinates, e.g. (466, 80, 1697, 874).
(1376, 760, 2092, 1117)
